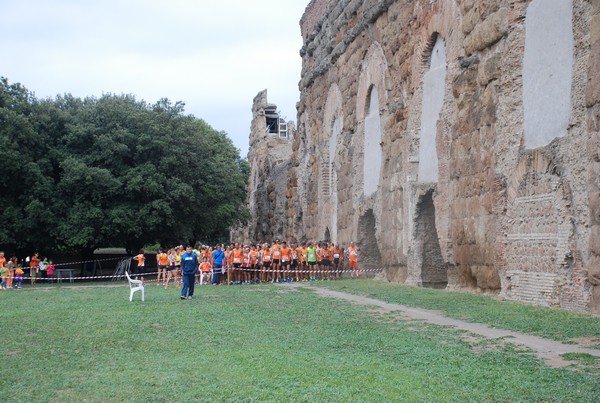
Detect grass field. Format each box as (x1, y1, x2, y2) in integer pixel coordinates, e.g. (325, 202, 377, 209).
(2, 280, 599, 401)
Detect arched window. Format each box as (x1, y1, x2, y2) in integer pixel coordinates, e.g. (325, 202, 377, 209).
(418, 34, 446, 183)
(364, 85, 383, 196)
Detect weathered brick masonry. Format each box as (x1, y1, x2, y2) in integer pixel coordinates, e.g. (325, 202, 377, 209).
(243, 0, 600, 314)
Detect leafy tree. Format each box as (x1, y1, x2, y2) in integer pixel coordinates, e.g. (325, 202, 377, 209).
(0, 77, 249, 257)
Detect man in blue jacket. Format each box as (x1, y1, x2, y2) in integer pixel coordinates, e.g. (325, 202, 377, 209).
(180, 245, 198, 300)
(211, 244, 225, 285)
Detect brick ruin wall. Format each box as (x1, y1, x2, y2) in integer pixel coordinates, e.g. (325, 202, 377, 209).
(243, 0, 600, 314)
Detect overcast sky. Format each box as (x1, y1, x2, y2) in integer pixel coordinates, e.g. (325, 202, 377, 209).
(0, 0, 308, 157)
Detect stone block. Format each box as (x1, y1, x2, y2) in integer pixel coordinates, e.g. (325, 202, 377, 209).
(477, 53, 501, 86)
(585, 42, 600, 107)
(460, 0, 477, 14)
(589, 225, 600, 255)
(591, 14, 600, 45)
(587, 256, 600, 286)
(462, 6, 481, 35)
(464, 7, 508, 55)
(591, 286, 600, 315)
(471, 266, 500, 290)
(590, 192, 600, 225)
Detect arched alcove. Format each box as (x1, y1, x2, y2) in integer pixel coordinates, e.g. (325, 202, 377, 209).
(418, 33, 446, 183)
(321, 84, 343, 244)
(415, 190, 447, 288)
(356, 42, 388, 197)
(358, 209, 383, 271)
(324, 227, 331, 243)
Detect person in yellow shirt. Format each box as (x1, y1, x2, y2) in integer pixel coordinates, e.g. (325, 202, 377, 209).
(15, 265, 25, 289)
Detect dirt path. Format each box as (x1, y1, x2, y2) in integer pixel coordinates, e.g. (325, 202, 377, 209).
(284, 283, 600, 368)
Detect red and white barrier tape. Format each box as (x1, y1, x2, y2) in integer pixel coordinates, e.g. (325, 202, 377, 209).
(25, 256, 128, 270)
(13, 267, 383, 282)
(215, 267, 383, 274)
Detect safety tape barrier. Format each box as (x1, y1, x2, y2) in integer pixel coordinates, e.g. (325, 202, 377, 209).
(220, 267, 384, 274)
(19, 273, 134, 281)
(13, 267, 384, 282)
(24, 256, 128, 269)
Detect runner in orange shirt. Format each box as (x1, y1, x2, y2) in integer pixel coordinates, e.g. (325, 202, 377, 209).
(271, 240, 281, 283)
(320, 242, 332, 280)
(290, 243, 300, 282)
(132, 249, 145, 281)
(231, 243, 243, 284)
(299, 243, 308, 281)
(156, 248, 168, 286)
(332, 244, 343, 280)
(30, 252, 40, 286)
(280, 241, 291, 282)
(261, 243, 272, 283)
(6, 256, 17, 288)
(348, 242, 359, 278)
(250, 245, 259, 283)
(242, 246, 251, 284)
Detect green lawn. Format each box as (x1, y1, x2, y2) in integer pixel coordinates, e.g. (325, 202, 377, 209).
(1, 280, 599, 401)
(313, 280, 600, 343)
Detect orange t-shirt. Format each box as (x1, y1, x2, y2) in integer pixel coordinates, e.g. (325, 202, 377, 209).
(348, 247, 358, 262)
(250, 250, 258, 265)
(280, 248, 290, 262)
(200, 262, 211, 273)
(0, 257, 5, 269)
(30, 257, 39, 270)
(158, 253, 168, 266)
(272, 245, 281, 259)
(262, 251, 272, 262)
(232, 249, 243, 264)
(134, 254, 145, 267)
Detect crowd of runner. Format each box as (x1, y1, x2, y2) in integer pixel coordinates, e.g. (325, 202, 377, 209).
(130, 241, 360, 299)
(0, 240, 360, 299)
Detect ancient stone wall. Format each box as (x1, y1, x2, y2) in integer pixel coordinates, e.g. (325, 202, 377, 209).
(235, 90, 294, 244)
(243, 0, 600, 313)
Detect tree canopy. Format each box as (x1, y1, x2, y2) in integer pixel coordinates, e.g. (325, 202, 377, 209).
(0, 77, 249, 255)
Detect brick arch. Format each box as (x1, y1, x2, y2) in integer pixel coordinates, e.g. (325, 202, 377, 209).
(503, 151, 575, 307)
(356, 42, 389, 123)
(356, 42, 388, 197)
(412, 0, 462, 81)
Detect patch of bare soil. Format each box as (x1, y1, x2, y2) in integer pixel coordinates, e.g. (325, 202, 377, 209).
(285, 283, 600, 369)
